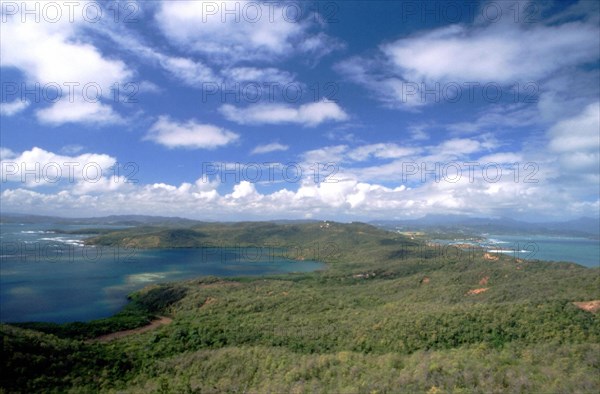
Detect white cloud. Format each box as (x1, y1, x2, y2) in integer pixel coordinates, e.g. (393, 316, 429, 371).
(301, 143, 421, 167)
(337, 5, 599, 109)
(547, 102, 600, 175)
(155, 0, 341, 64)
(478, 152, 523, 164)
(347, 143, 418, 162)
(87, 22, 220, 88)
(251, 143, 289, 155)
(0, 147, 117, 188)
(72, 175, 133, 195)
(301, 145, 348, 164)
(548, 103, 599, 153)
(335, 58, 420, 109)
(0, 100, 29, 116)
(0, 0, 597, 222)
(0, 2, 133, 125)
(381, 22, 598, 84)
(194, 175, 221, 192)
(145, 116, 240, 149)
(36, 98, 124, 125)
(94, 23, 300, 89)
(299, 135, 501, 185)
(160, 57, 217, 87)
(436, 138, 483, 156)
(228, 181, 259, 199)
(220, 101, 348, 127)
(2, 170, 588, 221)
(1, 138, 597, 221)
(445, 103, 540, 136)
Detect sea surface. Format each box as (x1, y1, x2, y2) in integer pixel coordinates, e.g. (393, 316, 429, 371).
(433, 233, 599, 268)
(0, 223, 324, 323)
(484, 234, 599, 267)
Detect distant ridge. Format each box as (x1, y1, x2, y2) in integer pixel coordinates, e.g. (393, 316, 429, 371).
(0, 213, 320, 226)
(0, 213, 201, 226)
(2, 212, 598, 238)
(370, 214, 600, 238)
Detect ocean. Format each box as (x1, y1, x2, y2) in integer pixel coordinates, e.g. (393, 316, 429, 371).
(433, 233, 599, 268)
(484, 233, 599, 268)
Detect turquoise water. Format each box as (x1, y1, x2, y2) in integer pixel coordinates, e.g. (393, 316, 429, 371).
(0, 223, 324, 323)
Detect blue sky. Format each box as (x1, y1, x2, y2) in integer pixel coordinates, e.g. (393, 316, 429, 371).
(0, 0, 598, 221)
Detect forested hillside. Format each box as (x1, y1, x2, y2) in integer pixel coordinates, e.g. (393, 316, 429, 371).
(2, 222, 599, 393)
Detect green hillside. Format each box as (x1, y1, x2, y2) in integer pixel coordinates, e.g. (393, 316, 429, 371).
(2, 222, 599, 393)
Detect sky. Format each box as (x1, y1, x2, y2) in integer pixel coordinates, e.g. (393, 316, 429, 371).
(0, 0, 599, 221)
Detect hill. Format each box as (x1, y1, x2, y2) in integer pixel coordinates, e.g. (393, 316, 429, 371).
(1, 221, 599, 393)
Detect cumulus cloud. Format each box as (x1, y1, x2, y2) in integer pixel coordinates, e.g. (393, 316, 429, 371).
(1, 168, 590, 221)
(229, 181, 259, 199)
(0, 147, 118, 188)
(0, 4, 133, 125)
(145, 116, 240, 149)
(1, 139, 597, 221)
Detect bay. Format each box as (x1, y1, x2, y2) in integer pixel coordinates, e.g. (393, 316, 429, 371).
(0, 223, 324, 323)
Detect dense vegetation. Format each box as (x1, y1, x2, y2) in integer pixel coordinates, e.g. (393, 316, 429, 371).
(1, 221, 599, 393)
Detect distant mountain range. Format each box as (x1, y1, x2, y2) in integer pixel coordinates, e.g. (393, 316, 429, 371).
(1, 212, 598, 238)
(0, 213, 202, 226)
(370, 214, 600, 238)
(0, 213, 321, 227)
